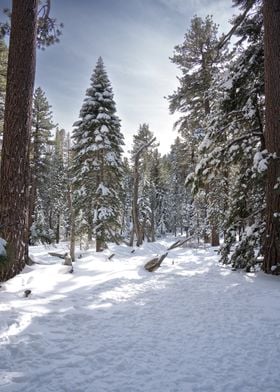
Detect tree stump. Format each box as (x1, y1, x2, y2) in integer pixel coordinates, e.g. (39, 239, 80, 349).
(144, 252, 168, 272)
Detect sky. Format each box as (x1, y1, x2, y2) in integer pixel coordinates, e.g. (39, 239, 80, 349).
(0, 0, 235, 154)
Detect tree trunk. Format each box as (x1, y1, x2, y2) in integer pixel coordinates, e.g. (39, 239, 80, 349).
(0, 0, 38, 282)
(211, 226, 220, 247)
(131, 137, 156, 247)
(150, 208, 155, 242)
(263, 0, 280, 274)
(69, 191, 75, 262)
(55, 213, 60, 244)
(132, 154, 142, 247)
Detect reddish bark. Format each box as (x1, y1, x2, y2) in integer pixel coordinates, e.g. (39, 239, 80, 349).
(263, 0, 280, 273)
(0, 0, 38, 281)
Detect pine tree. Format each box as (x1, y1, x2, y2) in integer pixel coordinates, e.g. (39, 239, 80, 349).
(29, 87, 55, 243)
(48, 129, 67, 244)
(120, 157, 133, 239)
(0, 0, 38, 281)
(191, 0, 264, 269)
(72, 57, 124, 252)
(169, 15, 229, 246)
(167, 137, 188, 236)
(130, 124, 157, 246)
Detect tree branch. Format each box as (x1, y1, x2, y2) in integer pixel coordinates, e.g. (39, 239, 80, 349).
(217, 0, 255, 49)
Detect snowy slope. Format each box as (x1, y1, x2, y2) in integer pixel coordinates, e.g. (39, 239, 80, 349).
(0, 238, 280, 392)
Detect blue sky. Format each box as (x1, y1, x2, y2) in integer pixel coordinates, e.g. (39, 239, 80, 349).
(0, 0, 234, 154)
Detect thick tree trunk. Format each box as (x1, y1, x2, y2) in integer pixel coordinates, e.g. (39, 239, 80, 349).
(67, 187, 76, 262)
(263, 0, 280, 274)
(55, 213, 60, 244)
(132, 154, 142, 247)
(131, 137, 156, 247)
(211, 226, 220, 247)
(0, 0, 38, 282)
(150, 208, 155, 242)
(96, 237, 103, 252)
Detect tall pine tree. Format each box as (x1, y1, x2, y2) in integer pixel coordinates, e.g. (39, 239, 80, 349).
(72, 57, 124, 252)
(29, 87, 55, 243)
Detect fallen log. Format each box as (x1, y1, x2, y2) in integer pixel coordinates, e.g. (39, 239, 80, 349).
(144, 252, 168, 272)
(167, 236, 194, 251)
(167, 240, 181, 250)
(49, 252, 67, 259)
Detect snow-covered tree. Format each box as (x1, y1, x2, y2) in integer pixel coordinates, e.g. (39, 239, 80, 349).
(29, 87, 55, 243)
(72, 57, 124, 251)
(190, 0, 265, 269)
(120, 157, 133, 239)
(169, 15, 229, 246)
(130, 124, 158, 245)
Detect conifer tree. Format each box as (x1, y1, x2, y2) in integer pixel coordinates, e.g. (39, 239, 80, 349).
(169, 15, 228, 246)
(0, 0, 38, 281)
(29, 87, 55, 243)
(72, 57, 124, 252)
(191, 0, 265, 269)
(48, 129, 67, 244)
(130, 124, 157, 246)
(120, 157, 133, 239)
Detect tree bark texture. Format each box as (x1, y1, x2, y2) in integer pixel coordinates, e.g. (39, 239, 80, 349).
(263, 0, 280, 273)
(68, 186, 76, 262)
(211, 226, 220, 247)
(130, 137, 156, 247)
(132, 154, 142, 247)
(0, 0, 38, 281)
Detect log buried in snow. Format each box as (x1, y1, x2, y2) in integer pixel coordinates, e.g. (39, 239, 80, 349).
(48, 252, 67, 259)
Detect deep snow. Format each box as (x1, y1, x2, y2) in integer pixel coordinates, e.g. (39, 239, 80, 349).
(0, 238, 280, 392)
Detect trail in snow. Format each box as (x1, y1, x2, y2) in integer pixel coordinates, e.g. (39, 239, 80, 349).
(0, 238, 280, 392)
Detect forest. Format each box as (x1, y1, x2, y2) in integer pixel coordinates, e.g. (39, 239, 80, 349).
(0, 0, 279, 282)
(0, 1, 279, 390)
(0, 0, 280, 280)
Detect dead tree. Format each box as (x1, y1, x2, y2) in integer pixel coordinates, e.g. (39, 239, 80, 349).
(130, 137, 156, 247)
(167, 236, 194, 250)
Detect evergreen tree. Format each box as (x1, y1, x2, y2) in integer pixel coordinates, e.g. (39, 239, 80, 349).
(130, 124, 157, 245)
(72, 57, 124, 252)
(120, 157, 133, 239)
(0, 0, 38, 281)
(29, 87, 55, 243)
(169, 15, 229, 246)
(48, 129, 67, 244)
(191, 0, 264, 269)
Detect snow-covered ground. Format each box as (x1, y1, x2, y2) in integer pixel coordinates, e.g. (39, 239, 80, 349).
(1, 238, 280, 392)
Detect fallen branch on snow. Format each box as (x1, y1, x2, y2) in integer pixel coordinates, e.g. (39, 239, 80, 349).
(167, 236, 194, 250)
